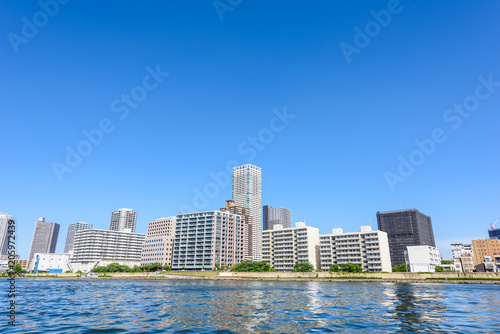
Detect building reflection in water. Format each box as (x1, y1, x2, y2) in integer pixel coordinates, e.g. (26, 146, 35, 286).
(392, 284, 448, 332)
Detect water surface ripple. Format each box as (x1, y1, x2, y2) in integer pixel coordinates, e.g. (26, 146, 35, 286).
(2, 279, 499, 333)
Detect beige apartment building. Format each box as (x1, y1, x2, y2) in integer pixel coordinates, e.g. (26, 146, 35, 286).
(472, 238, 500, 265)
(220, 200, 253, 260)
(460, 252, 475, 273)
(141, 217, 176, 266)
(172, 211, 245, 270)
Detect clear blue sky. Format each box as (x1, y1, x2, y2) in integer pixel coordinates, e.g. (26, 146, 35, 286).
(1, 1, 499, 259)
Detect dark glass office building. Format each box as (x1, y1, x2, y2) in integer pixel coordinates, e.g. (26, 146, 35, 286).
(489, 228, 500, 240)
(263, 205, 292, 231)
(377, 209, 436, 266)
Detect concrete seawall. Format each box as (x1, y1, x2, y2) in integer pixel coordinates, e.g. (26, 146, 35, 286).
(20, 271, 500, 283)
(219, 271, 500, 280)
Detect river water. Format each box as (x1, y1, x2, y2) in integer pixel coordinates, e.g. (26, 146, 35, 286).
(2, 279, 499, 333)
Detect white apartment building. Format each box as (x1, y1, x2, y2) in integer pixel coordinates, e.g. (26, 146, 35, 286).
(319, 226, 391, 272)
(70, 229, 145, 272)
(262, 222, 320, 271)
(233, 164, 262, 260)
(29, 253, 71, 273)
(404, 245, 441, 272)
(453, 258, 463, 272)
(451, 243, 473, 259)
(141, 217, 176, 266)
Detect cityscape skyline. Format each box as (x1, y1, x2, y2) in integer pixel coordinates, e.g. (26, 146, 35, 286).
(1, 1, 499, 261)
(8, 194, 498, 261)
(2, 2, 499, 333)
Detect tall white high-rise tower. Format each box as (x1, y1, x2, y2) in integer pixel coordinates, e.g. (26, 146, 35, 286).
(0, 213, 14, 255)
(109, 208, 137, 233)
(232, 164, 262, 260)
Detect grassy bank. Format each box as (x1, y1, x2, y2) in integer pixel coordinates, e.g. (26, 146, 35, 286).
(159, 270, 221, 277)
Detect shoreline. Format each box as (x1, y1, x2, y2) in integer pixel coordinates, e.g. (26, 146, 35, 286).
(12, 273, 500, 284)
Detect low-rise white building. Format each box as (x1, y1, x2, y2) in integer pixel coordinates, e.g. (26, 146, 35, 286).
(451, 243, 472, 259)
(70, 229, 145, 272)
(320, 226, 391, 272)
(262, 222, 320, 271)
(404, 245, 441, 272)
(453, 258, 463, 272)
(29, 253, 71, 273)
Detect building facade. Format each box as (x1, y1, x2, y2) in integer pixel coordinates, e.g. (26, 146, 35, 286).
(172, 211, 245, 270)
(319, 226, 391, 272)
(14, 259, 30, 270)
(28, 217, 60, 261)
(451, 243, 473, 259)
(404, 245, 441, 272)
(263, 205, 292, 231)
(0, 213, 14, 255)
(474, 256, 498, 272)
(471, 238, 500, 266)
(109, 208, 137, 233)
(488, 228, 500, 240)
(460, 252, 475, 273)
(64, 222, 93, 253)
(233, 164, 262, 260)
(29, 253, 70, 273)
(262, 222, 320, 272)
(377, 209, 435, 266)
(71, 229, 145, 272)
(141, 217, 176, 266)
(220, 200, 253, 260)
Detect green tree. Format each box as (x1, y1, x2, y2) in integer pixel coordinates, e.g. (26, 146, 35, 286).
(143, 263, 162, 272)
(292, 262, 314, 272)
(435, 266, 444, 272)
(232, 260, 275, 272)
(330, 264, 340, 272)
(163, 265, 172, 271)
(340, 263, 363, 273)
(128, 265, 142, 273)
(441, 260, 452, 265)
(392, 264, 407, 272)
(13, 264, 23, 273)
(92, 263, 132, 273)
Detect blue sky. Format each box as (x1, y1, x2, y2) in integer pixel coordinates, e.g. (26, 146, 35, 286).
(1, 1, 499, 259)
